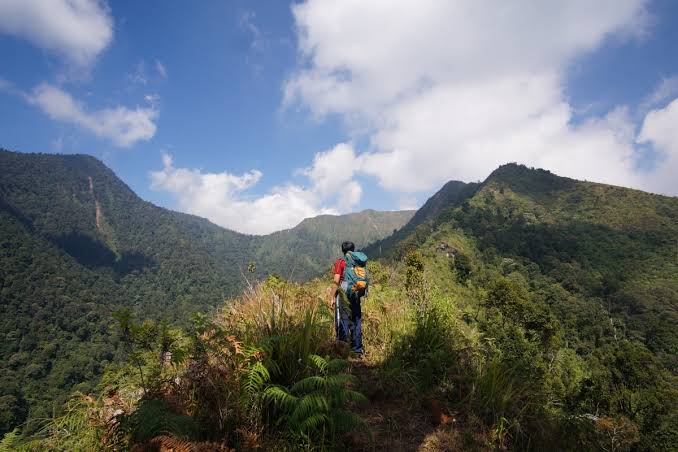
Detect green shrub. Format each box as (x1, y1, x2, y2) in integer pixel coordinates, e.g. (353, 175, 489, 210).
(249, 354, 369, 447)
(118, 398, 199, 444)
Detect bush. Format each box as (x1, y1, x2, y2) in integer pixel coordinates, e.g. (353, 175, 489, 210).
(250, 354, 369, 447)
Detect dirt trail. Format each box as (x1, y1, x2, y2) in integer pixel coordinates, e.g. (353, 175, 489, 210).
(346, 358, 462, 452)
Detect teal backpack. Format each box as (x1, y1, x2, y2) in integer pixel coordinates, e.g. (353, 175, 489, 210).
(343, 251, 369, 297)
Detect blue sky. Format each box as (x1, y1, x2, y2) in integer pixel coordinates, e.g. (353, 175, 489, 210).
(1, 1, 677, 234)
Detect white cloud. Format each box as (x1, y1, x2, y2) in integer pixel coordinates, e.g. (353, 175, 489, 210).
(150, 143, 363, 235)
(239, 10, 265, 51)
(301, 143, 358, 197)
(144, 93, 160, 105)
(639, 98, 678, 152)
(284, 1, 678, 195)
(0, 0, 112, 67)
(128, 61, 149, 85)
(155, 60, 167, 78)
(640, 75, 678, 111)
(637, 97, 678, 194)
(398, 196, 419, 211)
(27, 83, 158, 147)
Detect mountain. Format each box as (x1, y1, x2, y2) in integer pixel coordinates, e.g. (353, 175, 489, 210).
(0, 149, 413, 430)
(256, 209, 414, 279)
(10, 163, 677, 451)
(374, 163, 678, 368)
(6, 161, 677, 450)
(366, 179, 480, 258)
(358, 163, 677, 449)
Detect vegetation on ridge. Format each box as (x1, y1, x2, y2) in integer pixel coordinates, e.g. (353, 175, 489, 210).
(0, 149, 412, 434)
(2, 159, 677, 450)
(7, 240, 675, 450)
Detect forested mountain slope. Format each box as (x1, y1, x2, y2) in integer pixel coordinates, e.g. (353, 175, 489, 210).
(362, 163, 678, 449)
(256, 209, 414, 279)
(4, 161, 677, 451)
(366, 179, 480, 258)
(0, 149, 412, 430)
(373, 163, 678, 370)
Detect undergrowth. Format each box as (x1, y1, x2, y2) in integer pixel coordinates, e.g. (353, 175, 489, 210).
(5, 252, 672, 451)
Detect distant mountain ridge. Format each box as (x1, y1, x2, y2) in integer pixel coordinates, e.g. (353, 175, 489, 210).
(359, 163, 678, 448)
(371, 162, 678, 369)
(4, 148, 677, 435)
(4, 153, 676, 445)
(0, 148, 412, 428)
(366, 179, 480, 257)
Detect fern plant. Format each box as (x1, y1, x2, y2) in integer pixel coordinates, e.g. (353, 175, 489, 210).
(9, 394, 116, 451)
(0, 428, 21, 452)
(244, 303, 332, 391)
(118, 398, 200, 444)
(248, 354, 370, 446)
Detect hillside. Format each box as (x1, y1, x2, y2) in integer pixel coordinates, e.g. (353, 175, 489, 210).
(9, 165, 676, 451)
(0, 149, 413, 431)
(366, 179, 480, 258)
(363, 163, 678, 450)
(3, 158, 677, 450)
(256, 209, 414, 279)
(372, 164, 678, 369)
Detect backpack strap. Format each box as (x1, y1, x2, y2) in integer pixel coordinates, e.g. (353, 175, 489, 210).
(343, 251, 353, 267)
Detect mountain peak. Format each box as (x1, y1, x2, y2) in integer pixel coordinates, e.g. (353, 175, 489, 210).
(486, 162, 555, 181)
(484, 162, 575, 195)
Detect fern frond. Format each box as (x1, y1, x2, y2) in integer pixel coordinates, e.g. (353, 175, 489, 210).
(340, 389, 369, 405)
(307, 354, 328, 373)
(263, 385, 298, 411)
(326, 358, 348, 373)
(124, 398, 199, 443)
(299, 413, 330, 432)
(325, 374, 356, 389)
(331, 409, 370, 434)
(0, 428, 21, 452)
(291, 375, 326, 394)
(245, 361, 270, 396)
(263, 357, 282, 378)
(241, 345, 265, 359)
(291, 393, 329, 424)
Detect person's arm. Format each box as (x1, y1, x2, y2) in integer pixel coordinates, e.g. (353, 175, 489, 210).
(330, 272, 340, 308)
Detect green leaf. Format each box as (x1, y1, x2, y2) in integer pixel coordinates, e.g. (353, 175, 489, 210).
(263, 385, 298, 411)
(245, 361, 270, 396)
(291, 376, 326, 394)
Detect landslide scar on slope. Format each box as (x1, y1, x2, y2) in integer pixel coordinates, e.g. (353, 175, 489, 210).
(88, 176, 103, 230)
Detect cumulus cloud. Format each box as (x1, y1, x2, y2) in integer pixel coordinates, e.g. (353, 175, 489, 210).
(27, 83, 158, 147)
(637, 97, 678, 194)
(0, 0, 112, 67)
(150, 143, 363, 235)
(301, 143, 359, 197)
(640, 76, 678, 111)
(284, 0, 678, 195)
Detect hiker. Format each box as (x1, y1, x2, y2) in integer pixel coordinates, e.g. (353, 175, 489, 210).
(331, 241, 369, 355)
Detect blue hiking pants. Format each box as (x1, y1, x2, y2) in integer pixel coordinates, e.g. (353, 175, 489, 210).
(335, 281, 363, 353)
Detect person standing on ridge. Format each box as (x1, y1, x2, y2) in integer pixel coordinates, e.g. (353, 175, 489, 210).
(331, 241, 369, 355)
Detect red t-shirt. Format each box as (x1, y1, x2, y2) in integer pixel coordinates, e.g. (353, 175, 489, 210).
(333, 258, 346, 281)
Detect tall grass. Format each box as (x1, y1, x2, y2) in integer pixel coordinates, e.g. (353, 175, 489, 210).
(3, 395, 116, 451)
(20, 276, 370, 451)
